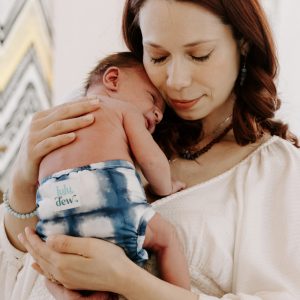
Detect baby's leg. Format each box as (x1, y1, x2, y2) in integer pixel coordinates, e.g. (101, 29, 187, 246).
(143, 213, 190, 289)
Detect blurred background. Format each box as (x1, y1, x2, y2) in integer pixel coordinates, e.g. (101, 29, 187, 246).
(0, 0, 299, 194)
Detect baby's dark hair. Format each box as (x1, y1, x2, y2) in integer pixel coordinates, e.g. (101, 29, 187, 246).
(84, 51, 142, 94)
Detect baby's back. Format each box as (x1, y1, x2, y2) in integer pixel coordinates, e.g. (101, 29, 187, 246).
(39, 98, 133, 181)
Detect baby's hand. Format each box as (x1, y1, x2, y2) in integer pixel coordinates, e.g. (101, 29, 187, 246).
(171, 180, 186, 194)
(146, 180, 186, 199)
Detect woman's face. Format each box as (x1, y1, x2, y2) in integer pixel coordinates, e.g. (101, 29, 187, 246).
(139, 0, 241, 123)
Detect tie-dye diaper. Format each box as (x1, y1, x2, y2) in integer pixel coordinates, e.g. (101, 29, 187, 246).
(36, 160, 155, 265)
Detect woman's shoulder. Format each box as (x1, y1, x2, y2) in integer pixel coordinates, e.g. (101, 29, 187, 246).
(253, 135, 300, 164)
(215, 134, 300, 173)
(152, 135, 300, 206)
(225, 134, 300, 181)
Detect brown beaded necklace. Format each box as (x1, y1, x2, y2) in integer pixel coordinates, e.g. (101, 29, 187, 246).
(179, 123, 233, 160)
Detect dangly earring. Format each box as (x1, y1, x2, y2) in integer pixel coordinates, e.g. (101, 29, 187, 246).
(239, 55, 247, 86)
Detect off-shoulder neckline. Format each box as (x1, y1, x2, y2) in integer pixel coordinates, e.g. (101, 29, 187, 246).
(152, 135, 282, 206)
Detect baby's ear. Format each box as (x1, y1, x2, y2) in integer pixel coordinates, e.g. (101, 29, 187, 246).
(103, 66, 120, 91)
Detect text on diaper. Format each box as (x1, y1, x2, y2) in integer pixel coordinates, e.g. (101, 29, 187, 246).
(54, 183, 81, 211)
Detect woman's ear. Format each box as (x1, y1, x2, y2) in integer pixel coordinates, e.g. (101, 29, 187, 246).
(103, 67, 120, 91)
(239, 38, 250, 56)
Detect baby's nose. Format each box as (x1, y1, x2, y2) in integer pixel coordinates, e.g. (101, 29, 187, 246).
(154, 107, 163, 123)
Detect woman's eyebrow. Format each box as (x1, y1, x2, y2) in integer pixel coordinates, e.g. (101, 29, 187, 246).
(143, 41, 164, 48)
(183, 40, 217, 48)
(143, 39, 217, 48)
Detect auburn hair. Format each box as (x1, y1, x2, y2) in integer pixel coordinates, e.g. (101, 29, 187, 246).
(122, 0, 299, 158)
(84, 51, 142, 93)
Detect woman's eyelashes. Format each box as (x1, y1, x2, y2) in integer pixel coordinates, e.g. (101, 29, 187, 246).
(150, 56, 167, 64)
(191, 52, 212, 62)
(150, 51, 213, 64)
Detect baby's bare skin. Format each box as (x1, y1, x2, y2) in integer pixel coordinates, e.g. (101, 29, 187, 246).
(38, 65, 189, 290)
(144, 213, 190, 289)
(39, 99, 136, 181)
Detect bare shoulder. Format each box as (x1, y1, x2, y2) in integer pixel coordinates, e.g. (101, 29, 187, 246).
(102, 97, 141, 118)
(91, 97, 126, 119)
(116, 100, 140, 115)
(120, 102, 146, 124)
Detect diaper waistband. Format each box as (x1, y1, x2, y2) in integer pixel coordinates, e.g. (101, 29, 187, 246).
(40, 159, 135, 184)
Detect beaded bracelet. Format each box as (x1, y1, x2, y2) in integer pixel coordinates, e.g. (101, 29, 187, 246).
(3, 189, 38, 219)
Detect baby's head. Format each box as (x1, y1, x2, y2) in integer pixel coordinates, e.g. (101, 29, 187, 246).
(84, 52, 164, 133)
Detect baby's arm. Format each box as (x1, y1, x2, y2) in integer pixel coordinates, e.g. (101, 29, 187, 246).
(123, 109, 185, 196)
(143, 213, 190, 289)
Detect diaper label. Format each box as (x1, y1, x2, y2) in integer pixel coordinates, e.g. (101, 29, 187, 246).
(53, 180, 81, 212)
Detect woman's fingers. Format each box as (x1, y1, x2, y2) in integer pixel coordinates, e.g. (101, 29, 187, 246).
(45, 279, 81, 300)
(28, 97, 102, 158)
(35, 96, 101, 120)
(46, 279, 117, 300)
(32, 262, 45, 276)
(31, 96, 100, 141)
(18, 96, 102, 183)
(32, 98, 101, 141)
(19, 228, 127, 292)
(38, 113, 94, 142)
(46, 234, 93, 257)
(18, 227, 55, 269)
(33, 132, 76, 158)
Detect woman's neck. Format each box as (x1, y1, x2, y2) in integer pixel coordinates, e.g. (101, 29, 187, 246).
(201, 95, 235, 138)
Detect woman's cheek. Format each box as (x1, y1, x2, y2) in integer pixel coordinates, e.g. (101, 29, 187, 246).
(145, 65, 163, 88)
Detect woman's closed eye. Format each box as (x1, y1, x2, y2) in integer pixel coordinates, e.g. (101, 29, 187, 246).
(191, 53, 211, 62)
(150, 56, 167, 64)
(150, 51, 213, 64)
(190, 50, 213, 62)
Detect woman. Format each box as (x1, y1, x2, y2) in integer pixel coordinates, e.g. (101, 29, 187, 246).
(2, 0, 300, 299)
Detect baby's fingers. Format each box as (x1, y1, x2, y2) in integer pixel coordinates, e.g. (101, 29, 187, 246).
(172, 180, 186, 193)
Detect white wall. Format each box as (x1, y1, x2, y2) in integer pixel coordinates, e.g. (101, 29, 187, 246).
(52, 0, 126, 102)
(52, 1, 300, 135)
(275, 1, 300, 135)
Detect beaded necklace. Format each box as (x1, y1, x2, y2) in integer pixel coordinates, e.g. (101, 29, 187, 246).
(179, 123, 233, 160)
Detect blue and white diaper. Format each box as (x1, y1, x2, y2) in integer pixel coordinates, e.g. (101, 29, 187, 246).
(36, 160, 155, 265)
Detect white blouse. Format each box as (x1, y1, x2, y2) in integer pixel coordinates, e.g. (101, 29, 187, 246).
(1, 136, 299, 299)
(150, 136, 300, 299)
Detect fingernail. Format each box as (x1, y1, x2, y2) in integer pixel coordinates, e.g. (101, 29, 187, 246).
(67, 132, 76, 139)
(83, 114, 94, 121)
(25, 226, 31, 235)
(89, 99, 100, 106)
(18, 233, 24, 243)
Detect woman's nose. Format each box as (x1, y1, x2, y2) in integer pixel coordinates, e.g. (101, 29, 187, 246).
(166, 58, 191, 91)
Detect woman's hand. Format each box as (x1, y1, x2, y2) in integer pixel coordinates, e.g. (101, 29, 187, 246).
(19, 228, 197, 300)
(45, 279, 118, 300)
(18, 227, 129, 293)
(5, 96, 102, 251)
(13, 96, 101, 189)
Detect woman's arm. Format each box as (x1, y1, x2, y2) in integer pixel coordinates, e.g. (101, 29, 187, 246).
(4, 97, 101, 251)
(19, 228, 198, 300)
(19, 226, 300, 300)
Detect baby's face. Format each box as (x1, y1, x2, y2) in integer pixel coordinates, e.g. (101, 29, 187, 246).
(87, 66, 165, 134)
(119, 67, 165, 133)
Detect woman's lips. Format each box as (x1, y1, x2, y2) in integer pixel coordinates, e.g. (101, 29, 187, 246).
(170, 97, 202, 110)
